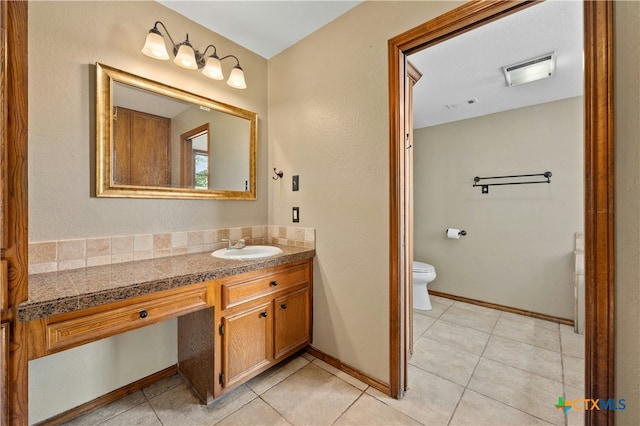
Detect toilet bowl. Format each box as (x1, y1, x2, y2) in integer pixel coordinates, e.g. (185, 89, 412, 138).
(413, 261, 436, 310)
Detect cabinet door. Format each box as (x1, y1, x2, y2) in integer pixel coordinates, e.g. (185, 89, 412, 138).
(221, 302, 272, 389)
(274, 287, 310, 360)
(1, 322, 8, 426)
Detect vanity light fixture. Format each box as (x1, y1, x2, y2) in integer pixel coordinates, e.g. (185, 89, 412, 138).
(142, 21, 247, 89)
(502, 52, 555, 87)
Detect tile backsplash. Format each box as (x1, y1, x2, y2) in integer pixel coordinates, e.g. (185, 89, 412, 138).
(29, 225, 315, 275)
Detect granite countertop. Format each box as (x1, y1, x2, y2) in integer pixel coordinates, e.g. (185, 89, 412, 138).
(19, 245, 315, 322)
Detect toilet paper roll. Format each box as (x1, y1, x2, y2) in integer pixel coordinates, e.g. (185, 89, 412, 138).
(446, 228, 461, 239)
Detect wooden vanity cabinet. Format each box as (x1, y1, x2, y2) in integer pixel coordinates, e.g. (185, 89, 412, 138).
(220, 301, 273, 389)
(179, 259, 313, 401)
(274, 287, 311, 360)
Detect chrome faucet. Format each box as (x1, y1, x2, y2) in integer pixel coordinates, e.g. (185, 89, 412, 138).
(222, 238, 246, 249)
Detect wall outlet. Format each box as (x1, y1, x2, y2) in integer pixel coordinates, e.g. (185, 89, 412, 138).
(292, 207, 300, 223)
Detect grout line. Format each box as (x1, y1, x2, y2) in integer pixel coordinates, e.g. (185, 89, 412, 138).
(329, 391, 365, 426)
(559, 323, 569, 426)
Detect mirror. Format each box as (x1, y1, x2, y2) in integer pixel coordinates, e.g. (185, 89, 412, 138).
(96, 63, 257, 199)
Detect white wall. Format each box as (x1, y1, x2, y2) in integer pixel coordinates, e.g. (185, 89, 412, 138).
(28, 1, 268, 423)
(267, 1, 461, 383)
(413, 97, 584, 319)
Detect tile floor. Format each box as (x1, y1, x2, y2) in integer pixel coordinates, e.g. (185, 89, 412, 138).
(62, 296, 584, 426)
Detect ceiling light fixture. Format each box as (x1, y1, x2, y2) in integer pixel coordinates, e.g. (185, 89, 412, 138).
(142, 21, 247, 89)
(502, 52, 555, 87)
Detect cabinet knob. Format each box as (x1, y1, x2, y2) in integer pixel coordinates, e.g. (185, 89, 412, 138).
(139, 310, 148, 319)
(270, 281, 278, 286)
(280, 303, 287, 310)
(261, 311, 268, 318)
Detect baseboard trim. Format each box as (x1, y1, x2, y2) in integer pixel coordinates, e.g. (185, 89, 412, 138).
(36, 365, 178, 426)
(307, 346, 390, 395)
(429, 290, 574, 326)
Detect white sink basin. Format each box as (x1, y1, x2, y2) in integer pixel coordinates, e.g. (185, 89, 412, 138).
(211, 245, 283, 260)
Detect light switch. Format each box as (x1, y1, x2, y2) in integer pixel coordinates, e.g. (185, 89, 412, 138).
(293, 175, 299, 191)
(292, 207, 300, 223)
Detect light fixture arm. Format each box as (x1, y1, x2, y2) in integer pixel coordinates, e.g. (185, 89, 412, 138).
(152, 21, 178, 51)
(220, 54, 243, 69)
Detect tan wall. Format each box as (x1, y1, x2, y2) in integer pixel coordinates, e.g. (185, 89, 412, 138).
(28, 2, 267, 423)
(615, 0, 640, 422)
(267, 1, 461, 383)
(28, 0, 268, 243)
(413, 98, 584, 319)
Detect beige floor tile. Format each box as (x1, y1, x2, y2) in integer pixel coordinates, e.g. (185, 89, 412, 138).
(311, 359, 368, 391)
(452, 301, 502, 318)
(410, 336, 480, 386)
(562, 354, 584, 391)
(334, 393, 421, 425)
(62, 391, 147, 425)
(367, 364, 464, 425)
(423, 319, 490, 355)
(247, 355, 310, 395)
(560, 325, 585, 359)
(142, 373, 184, 400)
(564, 384, 585, 426)
(483, 335, 562, 381)
(450, 389, 553, 425)
(100, 402, 162, 426)
(215, 398, 290, 425)
(415, 300, 449, 319)
(149, 382, 256, 426)
(492, 315, 561, 352)
(412, 312, 436, 341)
(439, 305, 499, 333)
(260, 363, 361, 426)
(301, 352, 316, 362)
(430, 295, 455, 306)
(468, 358, 564, 425)
(499, 312, 559, 331)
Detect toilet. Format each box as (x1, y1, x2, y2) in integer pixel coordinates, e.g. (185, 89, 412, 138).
(413, 261, 436, 310)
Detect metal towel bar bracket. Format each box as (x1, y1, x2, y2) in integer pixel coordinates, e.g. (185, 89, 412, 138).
(473, 171, 551, 193)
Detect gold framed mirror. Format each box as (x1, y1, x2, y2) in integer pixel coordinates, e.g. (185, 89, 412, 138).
(96, 63, 257, 200)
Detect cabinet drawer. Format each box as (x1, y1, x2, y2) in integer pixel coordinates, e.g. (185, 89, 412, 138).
(221, 264, 310, 310)
(47, 285, 210, 354)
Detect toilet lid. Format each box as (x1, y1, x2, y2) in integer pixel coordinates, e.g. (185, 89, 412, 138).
(413, 261, 435, 273)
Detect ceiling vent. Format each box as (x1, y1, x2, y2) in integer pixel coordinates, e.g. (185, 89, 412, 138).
(445, 98, 479, 110)
(502, 52, 556, 87)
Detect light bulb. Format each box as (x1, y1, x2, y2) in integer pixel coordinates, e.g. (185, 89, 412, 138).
(141, 30, 169, 60)
(202, 56, 224, 80)
(173, 44, 198, 70)
(227, 66, 247, 89)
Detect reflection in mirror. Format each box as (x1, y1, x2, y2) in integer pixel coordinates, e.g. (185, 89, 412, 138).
(96, 63, 257, 200)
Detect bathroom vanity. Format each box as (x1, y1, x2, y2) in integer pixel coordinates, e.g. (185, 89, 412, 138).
(20, 245, 314, 406)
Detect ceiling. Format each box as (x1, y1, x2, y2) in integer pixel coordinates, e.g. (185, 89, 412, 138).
(158, 1, 362, 60)
(157, 0, 583, 128)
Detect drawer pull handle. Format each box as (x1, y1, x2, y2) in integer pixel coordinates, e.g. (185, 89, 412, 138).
(280, 304, 287, 310)
(270, 281, 278, 286)
(260, 312, 268, 318)
(139, 310, 149, 319)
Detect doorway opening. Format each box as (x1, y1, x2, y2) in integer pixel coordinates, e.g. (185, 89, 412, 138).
(388, 2, 614, 425)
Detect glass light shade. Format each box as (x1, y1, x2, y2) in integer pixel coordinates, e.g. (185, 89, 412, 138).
(227, 67, 247, 89)
(202, 57, 224, 80)
(141, 31, 169, 60)
(173, 44, 198, 70)
(503, 54, 555, 87)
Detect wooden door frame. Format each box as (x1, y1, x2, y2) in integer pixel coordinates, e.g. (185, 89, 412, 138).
(388, 2, 614, 425)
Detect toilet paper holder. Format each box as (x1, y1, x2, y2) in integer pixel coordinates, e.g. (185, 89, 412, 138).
(446, 229, 467, 237)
